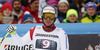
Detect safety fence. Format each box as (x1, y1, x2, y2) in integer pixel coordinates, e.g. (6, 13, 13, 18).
(0, 23, 100, 50)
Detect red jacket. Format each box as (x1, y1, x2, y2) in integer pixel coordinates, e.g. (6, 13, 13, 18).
(18, 5, 42, 24)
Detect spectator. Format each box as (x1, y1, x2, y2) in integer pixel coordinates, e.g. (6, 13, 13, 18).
(80, 0, 99, 16)
(80, 2, 100, 23)
(23, 11, 33, 24)
(12, 0, 23, 18)
(81, 0, 100, 13)
(63, 9, 78, 23)
(1, 2, 18, 24)
(18, 0, 42, 24)
(57, 0, 69, 23)
(10, 0, 28, 11)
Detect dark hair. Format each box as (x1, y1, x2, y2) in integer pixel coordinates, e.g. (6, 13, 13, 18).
(29, 0, 36, 4)
(12, 0, 21, 5)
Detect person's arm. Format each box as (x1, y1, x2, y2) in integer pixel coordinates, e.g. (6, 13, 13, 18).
(11, 31, 31, 46)
(59, 30, 69, 50)
(6, 25, 33, 46)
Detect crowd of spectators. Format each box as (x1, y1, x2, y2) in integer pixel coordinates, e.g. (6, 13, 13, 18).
(0, 0, 100, 24)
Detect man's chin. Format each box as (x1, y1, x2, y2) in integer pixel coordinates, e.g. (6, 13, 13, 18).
(45, 24, 52, 27)
(46, 25, 51, 27)
(14, 8, 21, 12)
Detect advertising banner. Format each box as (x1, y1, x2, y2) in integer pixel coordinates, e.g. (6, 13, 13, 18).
(0, 34, 100, 50)
(0, 38, 34, 50)
(0, 23, 100, 50)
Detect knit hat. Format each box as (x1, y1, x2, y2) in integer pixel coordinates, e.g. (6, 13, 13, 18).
(23, 11, 33, 23)
(86, 2, 97, 11)
(63, 9, 78, 23)
(1, 2, 12, 13)
(58, 0, 69, 6)
(66, 9, 78, 19)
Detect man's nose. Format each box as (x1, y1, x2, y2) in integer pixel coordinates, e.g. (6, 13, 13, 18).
(47, 17, 50, 20)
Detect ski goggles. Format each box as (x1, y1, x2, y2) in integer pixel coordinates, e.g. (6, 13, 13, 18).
(43, 13, 55, 20)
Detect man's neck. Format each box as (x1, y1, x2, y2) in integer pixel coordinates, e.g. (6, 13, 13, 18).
(42, 24, 56, 32)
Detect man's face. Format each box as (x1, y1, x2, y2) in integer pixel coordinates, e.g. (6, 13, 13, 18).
(43, 13, 55, 26)
(86, 7, 96, 16)
(13, 1, 21, 12)
(30, 0, 39, 11)
(68, 14, 77, 23)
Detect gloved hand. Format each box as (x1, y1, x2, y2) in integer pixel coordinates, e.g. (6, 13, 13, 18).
(6, 25, 17, 35)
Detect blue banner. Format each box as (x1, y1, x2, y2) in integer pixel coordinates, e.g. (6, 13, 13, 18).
(0, 23, 100, 37)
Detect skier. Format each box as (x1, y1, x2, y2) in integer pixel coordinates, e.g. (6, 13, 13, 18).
(6, 5, 69, 50)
